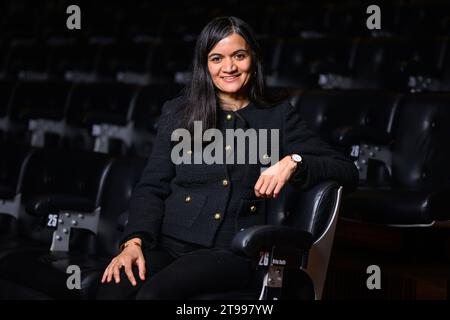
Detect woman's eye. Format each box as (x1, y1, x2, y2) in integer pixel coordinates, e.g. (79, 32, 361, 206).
(235, 53, 246, 60)
(211, 56, 222, 63)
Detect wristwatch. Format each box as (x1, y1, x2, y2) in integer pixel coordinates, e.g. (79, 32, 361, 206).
(290, 154, 303, 167)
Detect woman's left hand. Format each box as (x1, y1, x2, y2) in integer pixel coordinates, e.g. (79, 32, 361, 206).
(254, 155, 298, 198)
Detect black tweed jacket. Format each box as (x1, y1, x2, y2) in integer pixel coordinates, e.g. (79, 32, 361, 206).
(122, 96, 358, 247)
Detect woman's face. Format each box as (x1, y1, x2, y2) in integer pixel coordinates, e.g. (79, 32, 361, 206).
(207, 33, 252, 97)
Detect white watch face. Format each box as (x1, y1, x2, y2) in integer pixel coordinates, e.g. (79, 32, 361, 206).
(292, 154, 302, 162)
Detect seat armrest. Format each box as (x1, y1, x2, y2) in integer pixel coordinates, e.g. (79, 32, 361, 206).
(25, 194, 95, 217)
(231, 225, 312, 258)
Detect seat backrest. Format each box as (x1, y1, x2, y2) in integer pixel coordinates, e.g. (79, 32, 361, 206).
(20, 148, 111, 203)
(392, 93, 450, 190)
(17, 149, 112, 245)
(95, 157, 146, 257)
(49, 41, 101, 77)
(266, 181, 343, 299)
(293, 90, 400, 147)
(9, 81, 71, 123)
(0, 143, 33, 196)
(66, 83, 137, 127)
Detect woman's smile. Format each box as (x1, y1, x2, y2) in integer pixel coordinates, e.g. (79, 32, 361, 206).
(221, 74, 241, 83)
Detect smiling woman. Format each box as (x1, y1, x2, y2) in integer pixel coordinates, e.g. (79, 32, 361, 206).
(96, 16, 358, 300)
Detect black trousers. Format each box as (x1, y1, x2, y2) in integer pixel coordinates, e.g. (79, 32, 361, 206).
(96, 244, 258, 300)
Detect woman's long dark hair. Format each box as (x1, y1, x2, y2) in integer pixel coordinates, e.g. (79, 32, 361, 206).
(181, 16, 278, 133)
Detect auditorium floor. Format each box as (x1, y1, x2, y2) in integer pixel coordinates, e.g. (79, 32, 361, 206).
(323, 218, 450, 300)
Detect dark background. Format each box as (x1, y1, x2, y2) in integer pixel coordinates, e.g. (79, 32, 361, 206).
(1, 0, 450, 300)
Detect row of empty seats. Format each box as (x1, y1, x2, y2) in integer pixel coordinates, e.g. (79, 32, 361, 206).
(2, 36, 450, 92)
(2, 88, 449, 226)
(0, 80, 182, 155)
(292, 90, 450, 227)
(0, 40, 194, 85)
(2, 0, 450, 40)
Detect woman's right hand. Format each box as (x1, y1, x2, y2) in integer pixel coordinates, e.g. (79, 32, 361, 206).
(101, 238, 146, 286)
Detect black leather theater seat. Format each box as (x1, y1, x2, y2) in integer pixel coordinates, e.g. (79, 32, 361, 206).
(0, 148, 112, 256)
(192, 181, 343, 300)
(0, 157, 146, 299)
(64, 82, 138, 153)
(8, 81, 72, 147)
(49, 41, 101, 82)
(343, 93, 450, 225)
(292, 90, 400, 152)
(67, 83, 137, 127)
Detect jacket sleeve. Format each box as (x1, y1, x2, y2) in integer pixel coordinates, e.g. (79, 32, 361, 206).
(283, 101, 359, 193)
(121, 100, 177, 246)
